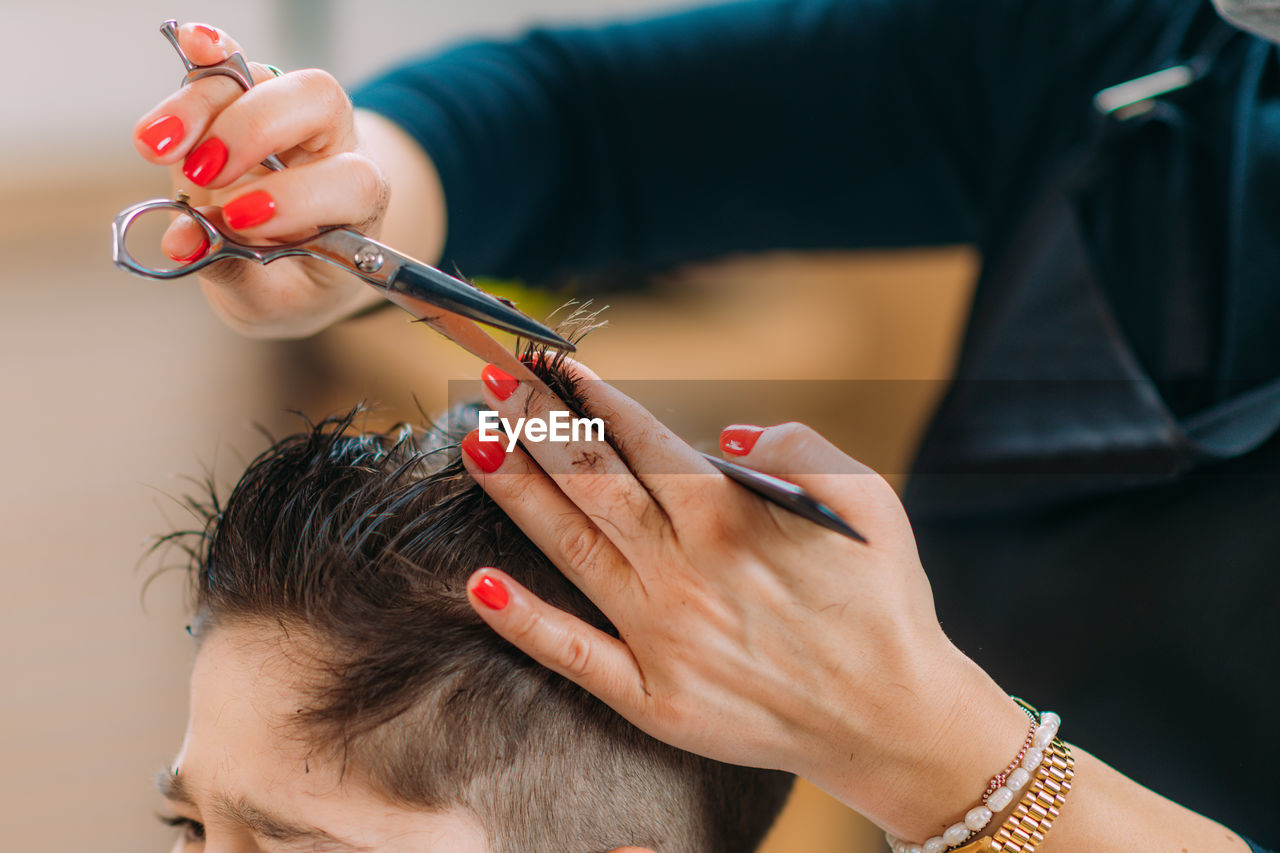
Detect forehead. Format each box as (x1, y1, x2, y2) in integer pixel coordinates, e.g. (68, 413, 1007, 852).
(174, 624, 489, 851)
(184, 624, 315, 774)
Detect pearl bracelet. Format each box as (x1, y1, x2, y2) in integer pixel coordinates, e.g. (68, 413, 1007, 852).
(884, 699, 1061, 853)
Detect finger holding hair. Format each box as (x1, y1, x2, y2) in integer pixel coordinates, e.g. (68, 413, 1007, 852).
(458, 429, 636, 602)
(465, 567, 648, 715)
(478, 364, 672, 549)
(478, 358, 726, 548)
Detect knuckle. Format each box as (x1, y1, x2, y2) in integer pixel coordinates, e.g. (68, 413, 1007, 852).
(295, 67, 348, 111)
(508, 607, 545, 646)
(193, 77, 242, 121)
(572, 471, 619, 506)
(337, 153, 389, 218)
(768, 421, 818, 452)
(557, 633, 593, 678)
(558, 521, 608, 569)
(575, 473, 650, 523)
(238, 108, 278, 153)
(858, 469, 897, 504)
(498, 464, 543, 505)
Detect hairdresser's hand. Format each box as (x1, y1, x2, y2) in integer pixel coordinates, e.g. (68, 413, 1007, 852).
(458, 361, 1030, 841)
(132, 23, 445, 337)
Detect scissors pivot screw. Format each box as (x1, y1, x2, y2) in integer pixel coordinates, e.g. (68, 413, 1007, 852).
(353, 245, 385, 273)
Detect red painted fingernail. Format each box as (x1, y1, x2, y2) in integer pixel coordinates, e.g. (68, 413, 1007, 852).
(139, 115, 185, 155)
(169, 236, 210, 264)
(193, 24, 220, 44)
(183, 137, 228, 187)
(223, 190, 276, 230)
(720, 425, 765, 456)
(472, 574, 509, 610)
(461, 428, 506, 473)
(482, 364, 520, 401)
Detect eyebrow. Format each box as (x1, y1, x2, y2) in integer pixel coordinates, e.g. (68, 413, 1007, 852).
(157, 768, 369, 852)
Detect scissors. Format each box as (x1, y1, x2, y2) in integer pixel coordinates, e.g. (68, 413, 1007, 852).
(118, 23, 863, 544)
(112, 21, 572, 395)
(700, 453, 867, 544)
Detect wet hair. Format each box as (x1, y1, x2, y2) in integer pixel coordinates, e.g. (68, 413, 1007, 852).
(163, 349, 794, 853)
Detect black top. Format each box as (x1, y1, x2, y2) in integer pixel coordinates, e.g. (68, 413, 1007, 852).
(353, 0, 1280, 845)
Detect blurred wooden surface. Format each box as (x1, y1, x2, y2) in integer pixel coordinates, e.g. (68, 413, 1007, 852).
(0, 175, 976, 851)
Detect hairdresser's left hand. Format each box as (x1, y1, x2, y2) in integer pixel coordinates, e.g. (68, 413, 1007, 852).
(458, 360, 1029, 840)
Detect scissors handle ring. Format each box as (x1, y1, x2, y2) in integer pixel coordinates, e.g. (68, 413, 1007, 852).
(111, 198, 358, 279)
(111, 199, 246, 279)
(158, 20, 285, 172)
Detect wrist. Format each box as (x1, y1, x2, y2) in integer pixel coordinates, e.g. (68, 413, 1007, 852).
(808, 644, 1033, 842)
(893, 654, 1031, 840)
(355, 109, 447, 267)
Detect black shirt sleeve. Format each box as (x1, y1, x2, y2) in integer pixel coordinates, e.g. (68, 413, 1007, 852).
(351, 0, 1188, 281)
(351, 0, 1017, 279)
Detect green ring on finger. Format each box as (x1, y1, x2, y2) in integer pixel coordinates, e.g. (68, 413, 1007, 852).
(264, 64, 284, 78)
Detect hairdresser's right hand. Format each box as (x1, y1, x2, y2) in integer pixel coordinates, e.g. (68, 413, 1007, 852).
(132, 23, 445, 338)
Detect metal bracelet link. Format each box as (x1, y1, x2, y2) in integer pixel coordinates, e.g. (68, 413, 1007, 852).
(986, 740, 1074, 853)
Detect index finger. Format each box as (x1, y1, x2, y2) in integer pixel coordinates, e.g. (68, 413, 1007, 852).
(459, 432, 635, 601)
(479, 357, 722, 528)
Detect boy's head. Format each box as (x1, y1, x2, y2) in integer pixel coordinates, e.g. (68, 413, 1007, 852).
(159, 385, 793, 852)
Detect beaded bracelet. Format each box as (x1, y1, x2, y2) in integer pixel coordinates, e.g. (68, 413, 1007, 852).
(884, 699, 1061, 853)
(952, 739, 1075, 853)
(983, 711, 1038, 804)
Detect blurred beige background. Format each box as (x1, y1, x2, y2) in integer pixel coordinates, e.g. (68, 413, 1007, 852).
(0, 1, 977, 850)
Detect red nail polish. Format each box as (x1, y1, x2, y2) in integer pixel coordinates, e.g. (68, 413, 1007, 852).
(482, 364, 520, 401)
(720, 425, 765, 456)
(193, 24, 220, 44)
(461, 428, 506, 473)
(183, 137, 228, 187)
(169, 237, 210, 264)
(472, 574, 509, 610)
(223, 190, 276, 230)
(139, 115, 185, 155)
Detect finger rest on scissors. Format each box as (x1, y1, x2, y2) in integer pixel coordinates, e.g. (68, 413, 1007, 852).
(158, 20, 285, 172)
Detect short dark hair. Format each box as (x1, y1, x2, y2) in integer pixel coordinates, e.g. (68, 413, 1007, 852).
(163, 353, 794, 853)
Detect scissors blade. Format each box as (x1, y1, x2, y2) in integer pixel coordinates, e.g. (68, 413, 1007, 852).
(379, 289, 558, 398)
(302, 227, 574, 350)
(387, 262, 574, 350)
(700, 453, 868, 544)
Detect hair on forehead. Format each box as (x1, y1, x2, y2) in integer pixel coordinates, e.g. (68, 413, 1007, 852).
(157, 311, 793, 853)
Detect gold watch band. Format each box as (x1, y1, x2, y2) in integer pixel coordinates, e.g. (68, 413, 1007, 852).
(951, 739, 1074, 853)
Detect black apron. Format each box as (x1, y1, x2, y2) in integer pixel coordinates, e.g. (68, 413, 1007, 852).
(904, 7, 1280, 844)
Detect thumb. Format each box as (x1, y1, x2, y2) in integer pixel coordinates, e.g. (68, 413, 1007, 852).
(177, 22, 236, 66)
(466, 568, 645, 707)
(718, 422, 897, 527)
